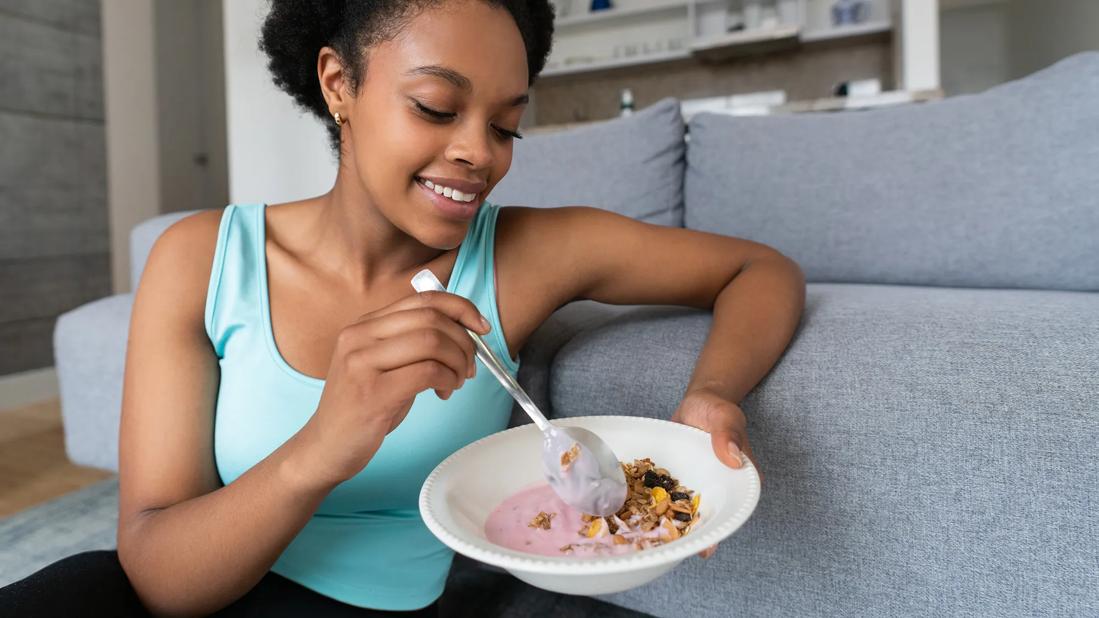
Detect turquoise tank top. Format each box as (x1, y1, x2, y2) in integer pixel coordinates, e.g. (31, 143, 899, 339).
(204, 202, 519, 610)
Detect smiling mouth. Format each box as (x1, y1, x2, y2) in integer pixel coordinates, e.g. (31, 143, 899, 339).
(415, 177, 480, 204)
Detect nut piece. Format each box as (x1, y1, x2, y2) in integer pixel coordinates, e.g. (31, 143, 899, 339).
(528, 511, 555, 530)
(560, 443, 581, 473)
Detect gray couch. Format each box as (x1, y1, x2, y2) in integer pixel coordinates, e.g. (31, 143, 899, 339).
(55, 53, 1099, 616)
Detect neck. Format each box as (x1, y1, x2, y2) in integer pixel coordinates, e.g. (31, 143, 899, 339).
(291, 166, 447, 294)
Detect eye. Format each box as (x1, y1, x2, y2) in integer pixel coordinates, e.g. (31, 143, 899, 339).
(413, 99, 523, 141)
(414, 101, 456, 121)
(492, 125, 523, 141)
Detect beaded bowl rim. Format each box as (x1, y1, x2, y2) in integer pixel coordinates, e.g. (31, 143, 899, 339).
(419, 415, 761, 575)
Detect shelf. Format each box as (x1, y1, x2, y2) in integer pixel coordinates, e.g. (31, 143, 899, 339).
(690, 24, 801, 61)
(800, 19, 892, 43)
(543, 48, 692, 77)
(555, 0, 690, 29)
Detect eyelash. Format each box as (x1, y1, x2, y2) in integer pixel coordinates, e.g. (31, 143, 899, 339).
(414, 101, 523, 141)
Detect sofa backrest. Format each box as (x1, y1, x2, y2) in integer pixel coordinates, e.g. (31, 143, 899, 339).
(487, 97, 686, 226)
(685, 52, 1099, 292)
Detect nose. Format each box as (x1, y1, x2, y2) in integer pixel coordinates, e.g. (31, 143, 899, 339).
(445, 121, 494, 170)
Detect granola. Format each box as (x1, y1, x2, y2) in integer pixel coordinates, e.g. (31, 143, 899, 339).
(528, 511, 555, 530)
(563, 457, 701, 554)
(559, 442, 581, 473)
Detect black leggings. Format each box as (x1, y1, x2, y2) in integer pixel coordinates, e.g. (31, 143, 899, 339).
(0, 550, 438, 617)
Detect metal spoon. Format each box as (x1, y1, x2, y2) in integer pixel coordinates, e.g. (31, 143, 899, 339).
(411, 269, 628, 516)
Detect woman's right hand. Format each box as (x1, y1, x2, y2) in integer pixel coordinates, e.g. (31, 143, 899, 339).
(292, 290, 490, 489)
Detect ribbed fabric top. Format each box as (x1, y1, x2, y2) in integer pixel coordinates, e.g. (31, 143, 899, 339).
(204, 202, 518, 610)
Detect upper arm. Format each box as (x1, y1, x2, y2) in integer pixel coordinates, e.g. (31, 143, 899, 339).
(501, 206, 794, 311)
(117, 209, 225, 547)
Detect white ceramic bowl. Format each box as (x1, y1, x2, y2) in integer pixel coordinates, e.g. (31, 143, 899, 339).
(419, 415, 761, 595)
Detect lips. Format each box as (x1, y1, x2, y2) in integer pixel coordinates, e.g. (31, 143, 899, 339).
(415, 175, 487, 196)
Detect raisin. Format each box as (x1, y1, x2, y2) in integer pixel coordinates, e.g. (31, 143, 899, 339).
(673, 511, 692, 522)
(670, 491, 690, 502)
(642, 470, 661, 488)
(659, 477, 677, 491)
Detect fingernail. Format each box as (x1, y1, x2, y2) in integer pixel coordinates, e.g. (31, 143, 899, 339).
(728, 441, 743, 467)
(480, 315, 491, 331)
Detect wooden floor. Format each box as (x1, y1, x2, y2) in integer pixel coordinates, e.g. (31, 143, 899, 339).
(0, 398, 114, 517)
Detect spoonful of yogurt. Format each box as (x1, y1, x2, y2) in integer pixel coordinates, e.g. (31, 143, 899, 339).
(411, 269, 628, 516)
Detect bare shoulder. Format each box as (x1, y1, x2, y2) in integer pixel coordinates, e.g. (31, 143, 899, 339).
(148, 209, 225, 277)
(137, 208, 229, 336)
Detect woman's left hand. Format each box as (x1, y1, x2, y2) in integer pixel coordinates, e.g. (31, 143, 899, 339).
(670, 387, 761, 560)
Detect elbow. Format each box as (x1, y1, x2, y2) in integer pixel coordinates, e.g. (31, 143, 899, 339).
(117, 511, 180, 617)
(752, 248, 807, 312)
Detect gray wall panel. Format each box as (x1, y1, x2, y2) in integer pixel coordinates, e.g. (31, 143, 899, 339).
(0, 5, 106, 375)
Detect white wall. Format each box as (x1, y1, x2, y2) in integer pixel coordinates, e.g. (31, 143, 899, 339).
(940, 0, 1099, 96)
(940, 1, 1009, 95)
(223, 0, 336, 205)
(1006, 0, 1099, 79)
(102, 0, 161, 294)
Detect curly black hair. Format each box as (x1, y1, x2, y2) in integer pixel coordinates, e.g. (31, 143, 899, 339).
(259, 0, 555, 155)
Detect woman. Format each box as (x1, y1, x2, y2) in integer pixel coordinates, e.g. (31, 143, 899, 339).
(0, 1, 803, 615)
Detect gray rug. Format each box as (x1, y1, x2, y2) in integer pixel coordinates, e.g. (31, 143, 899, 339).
(0, 477, 120, 586)
(0, 479, 650, 617)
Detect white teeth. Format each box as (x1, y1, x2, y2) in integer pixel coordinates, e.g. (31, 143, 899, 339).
(419, 178, 478, 203)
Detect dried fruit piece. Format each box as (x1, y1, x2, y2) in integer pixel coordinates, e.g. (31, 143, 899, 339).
(691, 494, 701, 514)
(650, 486, 669, 505)
(583, 517, 607, 538)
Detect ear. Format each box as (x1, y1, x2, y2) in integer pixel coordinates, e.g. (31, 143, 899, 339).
(318, 46, 350, 119)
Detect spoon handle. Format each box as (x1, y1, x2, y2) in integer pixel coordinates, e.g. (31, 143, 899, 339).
(411, 269, 552, 432)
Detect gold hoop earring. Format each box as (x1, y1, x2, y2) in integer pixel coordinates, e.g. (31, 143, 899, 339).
(333, 112, 343, 127)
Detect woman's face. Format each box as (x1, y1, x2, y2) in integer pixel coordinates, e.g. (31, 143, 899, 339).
(345, 1, 529, 249)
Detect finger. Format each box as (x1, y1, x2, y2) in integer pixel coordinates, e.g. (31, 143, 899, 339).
(352, 307, 477, 378)
(709, 428, 745, 469)
(378, 360, 462, 400)
(362, 329, 471, 389)
(360, 290, 490, 336)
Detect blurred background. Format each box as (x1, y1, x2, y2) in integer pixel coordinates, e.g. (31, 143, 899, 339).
(0, 0, 1096, 508)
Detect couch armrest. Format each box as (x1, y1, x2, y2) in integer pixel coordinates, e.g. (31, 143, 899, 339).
(53, 293, 134, 472)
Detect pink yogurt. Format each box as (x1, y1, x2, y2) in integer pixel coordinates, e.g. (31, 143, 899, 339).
(485, 483, 662, 558)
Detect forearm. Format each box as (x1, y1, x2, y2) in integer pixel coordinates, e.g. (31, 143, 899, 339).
(119, 422, 337, 616)
(686, 253, 805, 403)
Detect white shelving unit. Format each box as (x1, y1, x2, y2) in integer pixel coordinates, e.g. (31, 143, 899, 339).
(543, 0, 897, 77)
(555, 0, 693, 28)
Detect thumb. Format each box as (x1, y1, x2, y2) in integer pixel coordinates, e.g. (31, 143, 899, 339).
(709, 429, 744, 470)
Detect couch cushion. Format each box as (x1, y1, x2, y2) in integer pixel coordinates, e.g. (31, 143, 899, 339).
(512, 300, 643, 427)
(488, 98, 685, 226)
(685, 52, 1099, 291)
(550, 283, 1099, 616)
(129, 209, 204, 288)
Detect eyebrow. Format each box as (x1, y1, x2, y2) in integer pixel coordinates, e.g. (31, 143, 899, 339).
(405, 65, 529, 106)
